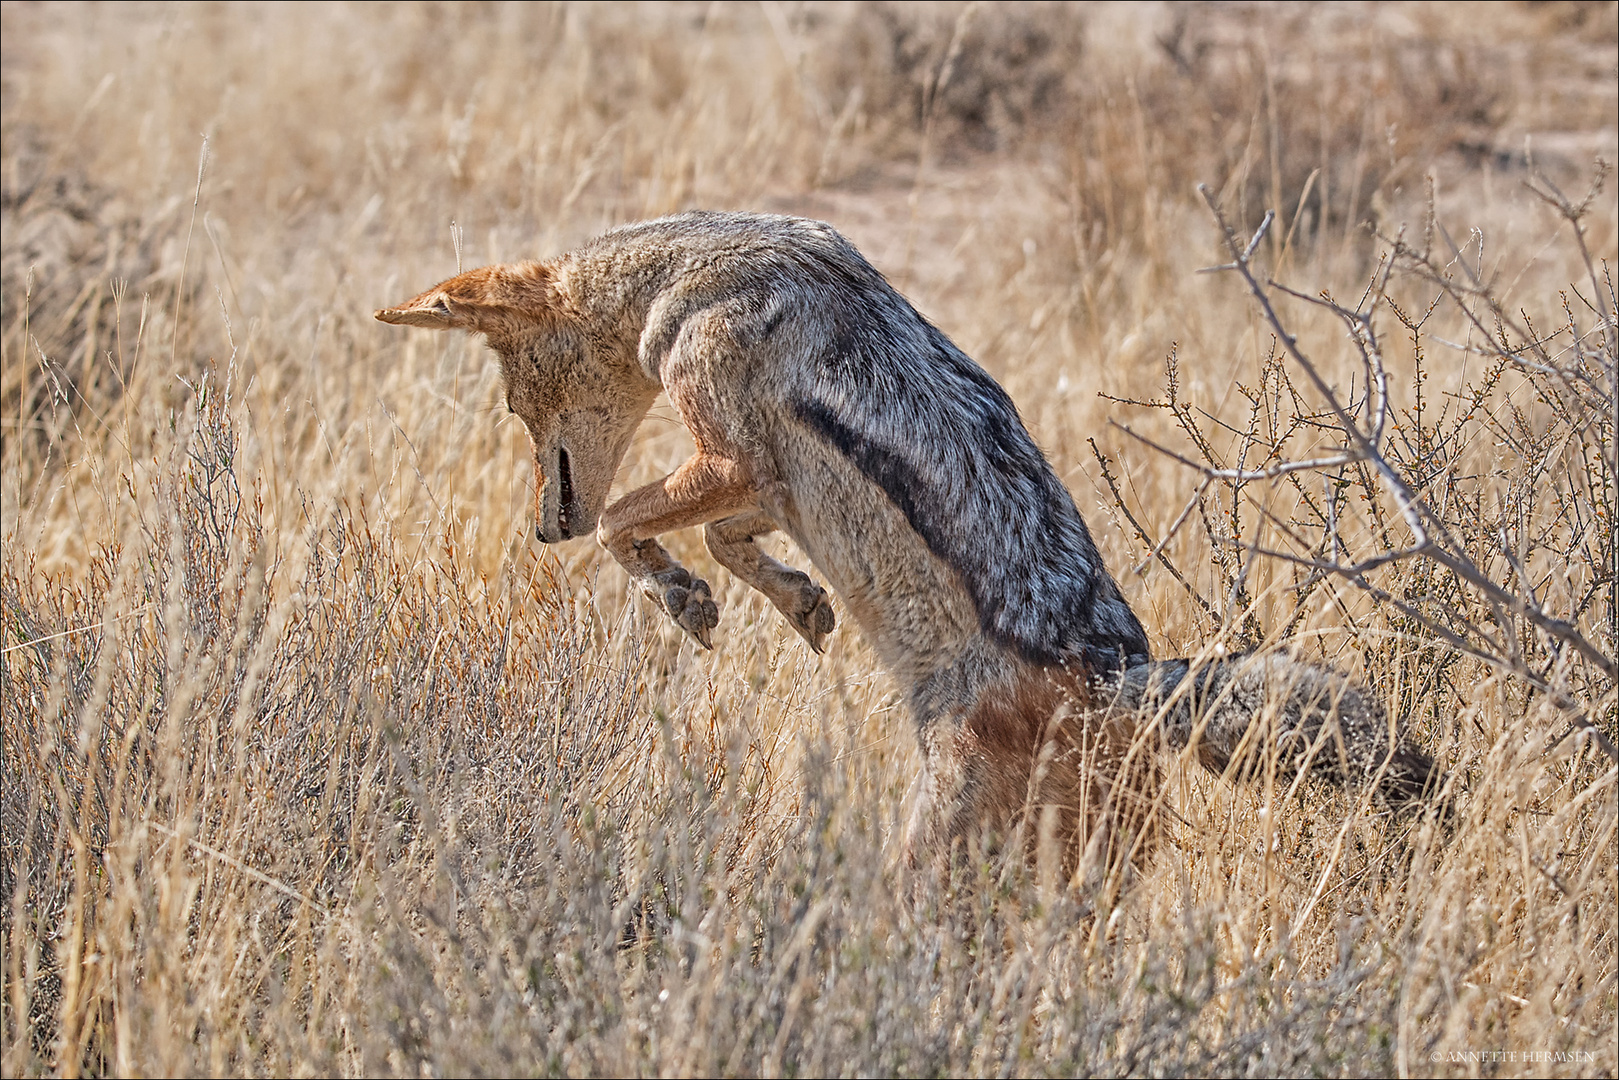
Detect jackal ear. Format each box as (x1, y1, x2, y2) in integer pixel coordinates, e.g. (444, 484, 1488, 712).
(376, 263, 555, 332)
(374, 292, 475, 330)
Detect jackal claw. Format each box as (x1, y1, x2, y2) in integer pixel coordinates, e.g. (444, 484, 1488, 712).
(656, 572, 719, 649)
(788, 582, 836, 653)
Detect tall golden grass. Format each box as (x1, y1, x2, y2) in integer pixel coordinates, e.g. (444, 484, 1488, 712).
(3, 3, 1615, 1076)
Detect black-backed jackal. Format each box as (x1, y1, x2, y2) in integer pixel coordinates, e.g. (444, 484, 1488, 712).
(377, 212, 1437, 882)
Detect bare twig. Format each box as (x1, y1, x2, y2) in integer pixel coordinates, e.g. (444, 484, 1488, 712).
(1195, 183, 1616, 686)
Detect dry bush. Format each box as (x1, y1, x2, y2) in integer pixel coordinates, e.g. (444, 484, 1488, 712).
(1095, 172, 1615, 755)
(3, 3, 1616, 1077)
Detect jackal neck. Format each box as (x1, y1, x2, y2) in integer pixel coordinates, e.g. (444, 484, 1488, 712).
(552, 243, 692, 388)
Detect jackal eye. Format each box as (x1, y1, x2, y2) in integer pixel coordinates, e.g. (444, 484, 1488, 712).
(430, 298, 453, 316)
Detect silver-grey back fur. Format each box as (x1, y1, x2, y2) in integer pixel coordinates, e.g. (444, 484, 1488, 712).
(597, 213, 1152, 671)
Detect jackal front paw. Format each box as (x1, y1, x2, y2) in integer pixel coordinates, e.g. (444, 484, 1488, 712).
(783, 575, 836, 653)
(649, 567, 719, 649)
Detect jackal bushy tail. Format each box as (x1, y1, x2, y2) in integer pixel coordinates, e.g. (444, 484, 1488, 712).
(1116, 654, 1438, 806)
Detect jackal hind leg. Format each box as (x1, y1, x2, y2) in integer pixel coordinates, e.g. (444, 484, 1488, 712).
(704, 510, 836, 652)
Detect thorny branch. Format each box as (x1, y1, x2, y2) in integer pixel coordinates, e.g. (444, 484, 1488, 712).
(1107, 179, 1616, 764)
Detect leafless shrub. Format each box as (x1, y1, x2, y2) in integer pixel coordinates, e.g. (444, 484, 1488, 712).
(1100, 162, 1614, 764)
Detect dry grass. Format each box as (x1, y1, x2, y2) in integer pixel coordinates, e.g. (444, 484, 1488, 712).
(3, 2, 1616, 1076)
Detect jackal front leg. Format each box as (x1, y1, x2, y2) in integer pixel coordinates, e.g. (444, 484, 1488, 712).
(704, 510, 837, 652)
(597, 454, 757, 648)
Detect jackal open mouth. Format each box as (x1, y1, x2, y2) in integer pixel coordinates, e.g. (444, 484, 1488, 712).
(557, 446, 575, 537)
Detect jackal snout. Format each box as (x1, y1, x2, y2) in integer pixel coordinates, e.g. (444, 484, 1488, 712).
(531, 420, 630, 544)
(534, 440, 579, 544)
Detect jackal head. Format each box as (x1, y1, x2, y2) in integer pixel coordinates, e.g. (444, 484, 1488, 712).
(376, 263, 658, 544)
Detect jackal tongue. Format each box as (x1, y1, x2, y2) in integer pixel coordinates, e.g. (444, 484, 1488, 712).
(557, 447, 574, 537)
